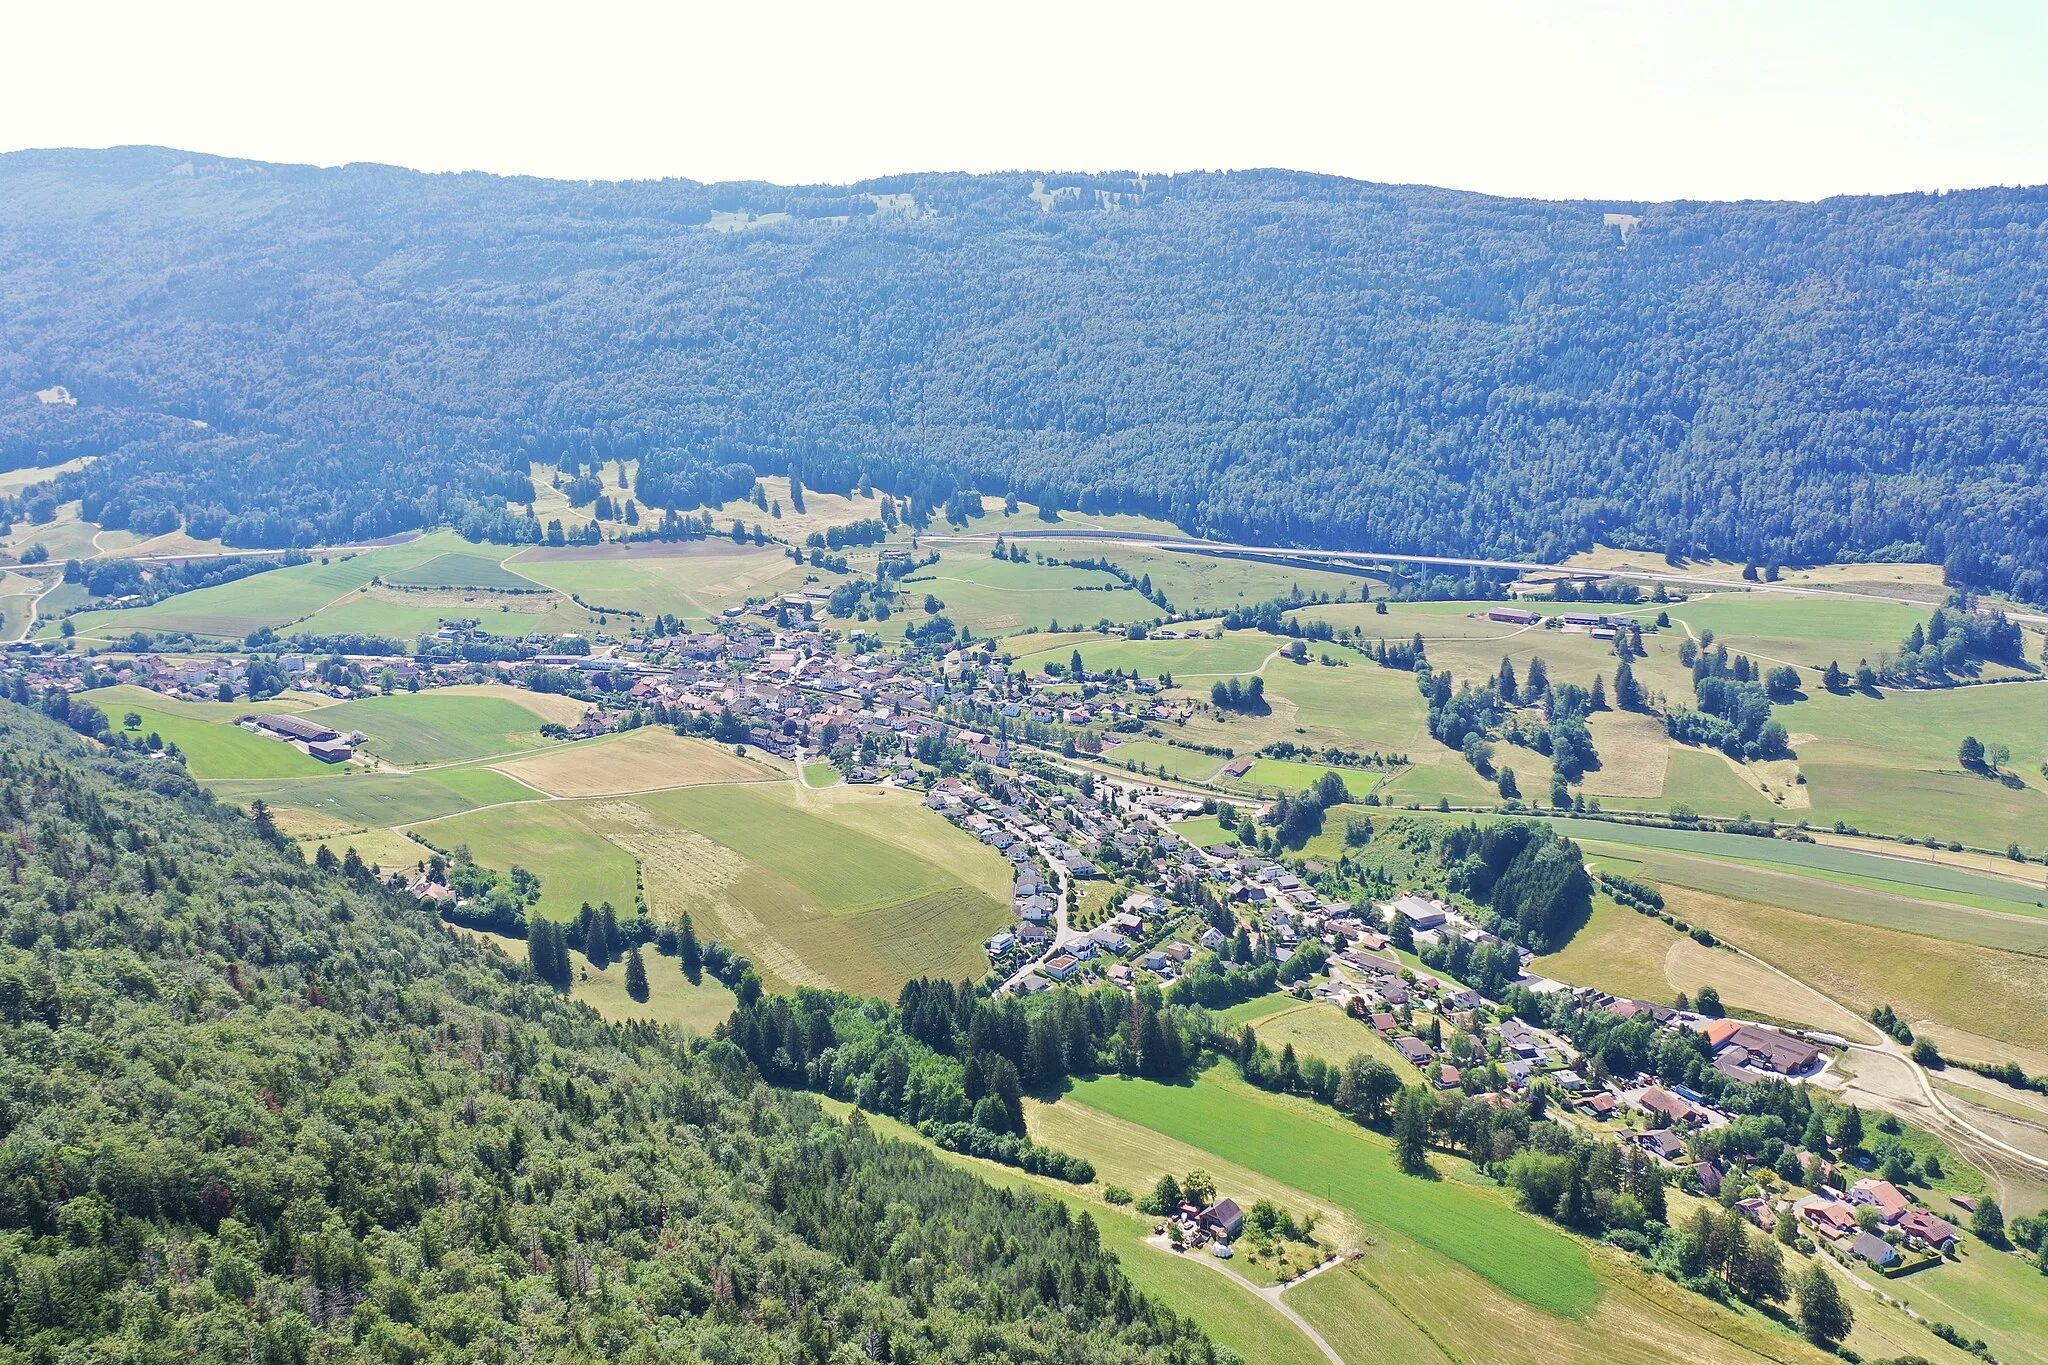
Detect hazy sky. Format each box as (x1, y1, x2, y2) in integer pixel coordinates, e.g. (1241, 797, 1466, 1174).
(5, 0, 2044, 202)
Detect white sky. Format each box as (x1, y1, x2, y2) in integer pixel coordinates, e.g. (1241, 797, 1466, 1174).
(4, 0, 2045, 202)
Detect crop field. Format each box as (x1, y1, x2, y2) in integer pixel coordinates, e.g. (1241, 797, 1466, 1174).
(1543, 817, 2048, 911)
(506, 540, 805, 621)
(314, 691, 562, 765)
(384, 550, 542, 591)
(1061, 1069, 1603, 1318)
(292, 588, 573, 642)
(1010, 629, 1281, 678)
(82, 686, 337, 778)
(490, 728, 781, 797)
(1576, 711, 1673, 797)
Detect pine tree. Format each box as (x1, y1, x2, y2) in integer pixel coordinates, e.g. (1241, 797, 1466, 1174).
(625, 948, 649, 1002)
(679, 912, 703, 984)
(1795, 1261, 1852, 1346)
(1496, 656, 1518, 704)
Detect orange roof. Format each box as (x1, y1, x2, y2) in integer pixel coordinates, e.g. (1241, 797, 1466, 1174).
(1703, 1018, 1743, 1047)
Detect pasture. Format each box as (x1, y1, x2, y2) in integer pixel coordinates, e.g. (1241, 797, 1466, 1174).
(1665, 593, 1950, 672)
(415, 800, 642, 919)
(82, 686, 335, 778)
(1244, 1000, 1410, 1073)
(1061, 1068, 1603, 1318)
(1235, 758, 1384, 800)
(384, 550, 542, 591)
(315, 690, 562, 765)
(1098, 739, 1224, 783)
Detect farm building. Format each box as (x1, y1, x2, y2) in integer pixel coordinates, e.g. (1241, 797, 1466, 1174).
(256, 713, 338, 743)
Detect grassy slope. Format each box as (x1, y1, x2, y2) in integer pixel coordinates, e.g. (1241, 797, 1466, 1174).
(1062, 1068, 1602, 1317)
(83, 690, 332, 779)
(315, 692, 557, 765)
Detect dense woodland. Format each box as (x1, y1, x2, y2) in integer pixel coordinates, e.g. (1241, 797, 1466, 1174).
(3, 151, 2048, 595)
(0, 709, 1222, 1364)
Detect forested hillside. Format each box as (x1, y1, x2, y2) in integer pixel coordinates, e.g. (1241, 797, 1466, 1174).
(0, 707, 1218, 1363)
(3, 148, 2047, 595)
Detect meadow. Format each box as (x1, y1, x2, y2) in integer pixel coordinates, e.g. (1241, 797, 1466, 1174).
(82, 686, 337, 778)
(1240, 999, 1411, 1073)
(887, 554, 1153, 638)
(422, 780, 1011, 996)
(1060, 1068, 1603, 1317)
(1009, 629, 1282, 678)
(492, 727, 780, 797)
(210, 764, 540, 833)
(315, 690, 564, 765)
(384, 550, 545, 591)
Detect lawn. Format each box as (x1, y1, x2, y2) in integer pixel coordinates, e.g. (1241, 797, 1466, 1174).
(1246, 1000, 1411, 1073)
(1098, 739, 1225, 783)
(315, 691, 560, 765)
(802, 762, 842, 787)
(886, 554, 1153, 639)
(83, 688, 333, 779)
(1235, 758, 1385, 800)
(1061, 1068, 1603, 1318)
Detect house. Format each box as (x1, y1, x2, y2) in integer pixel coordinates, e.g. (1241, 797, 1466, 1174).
(1898, 1209, 1959, 1250)
(1848, 1178, 1911, 1224)
(1802, 1200, 1860, 1239)
(1575, 1091, 1617, 1118)
(1734, 1198, 1778, 1231)
(1632, 1087, 1706, 1127)
(1435, 1064, 1462, 1089)
(1394, 1036, 1434, 1066)
(987, 931, 1016, 956)
(1849, 1231, 1899, 1267)
(1635, 1130, 1687, 1161)
(1043, 954, 1081, 982)
(1719, 1024, 1822, 1076)
(1200, 1199, 1245, 1240)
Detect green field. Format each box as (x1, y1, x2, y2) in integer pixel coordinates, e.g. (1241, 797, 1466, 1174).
(316, 691, 558, 765)
(83, 687, 334, 778)
(1666, 593, 1943, 671)
(802, 762, 842, 787)
(418, 801, 642, 919)
(46, 534, 466, 640)
(1098, 739, 1225, 783)
(1244, 1000, 1411, 1073)
(384, 550, 542, 591)
(888, 554, 1155, 639)
(424, 783, 1011, 997)
(1011, 629, 1281, 678)
(211, 764, 540, 831)
(1062, 1069, 1603, 1318)
(1236, 758, 1385, 800)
